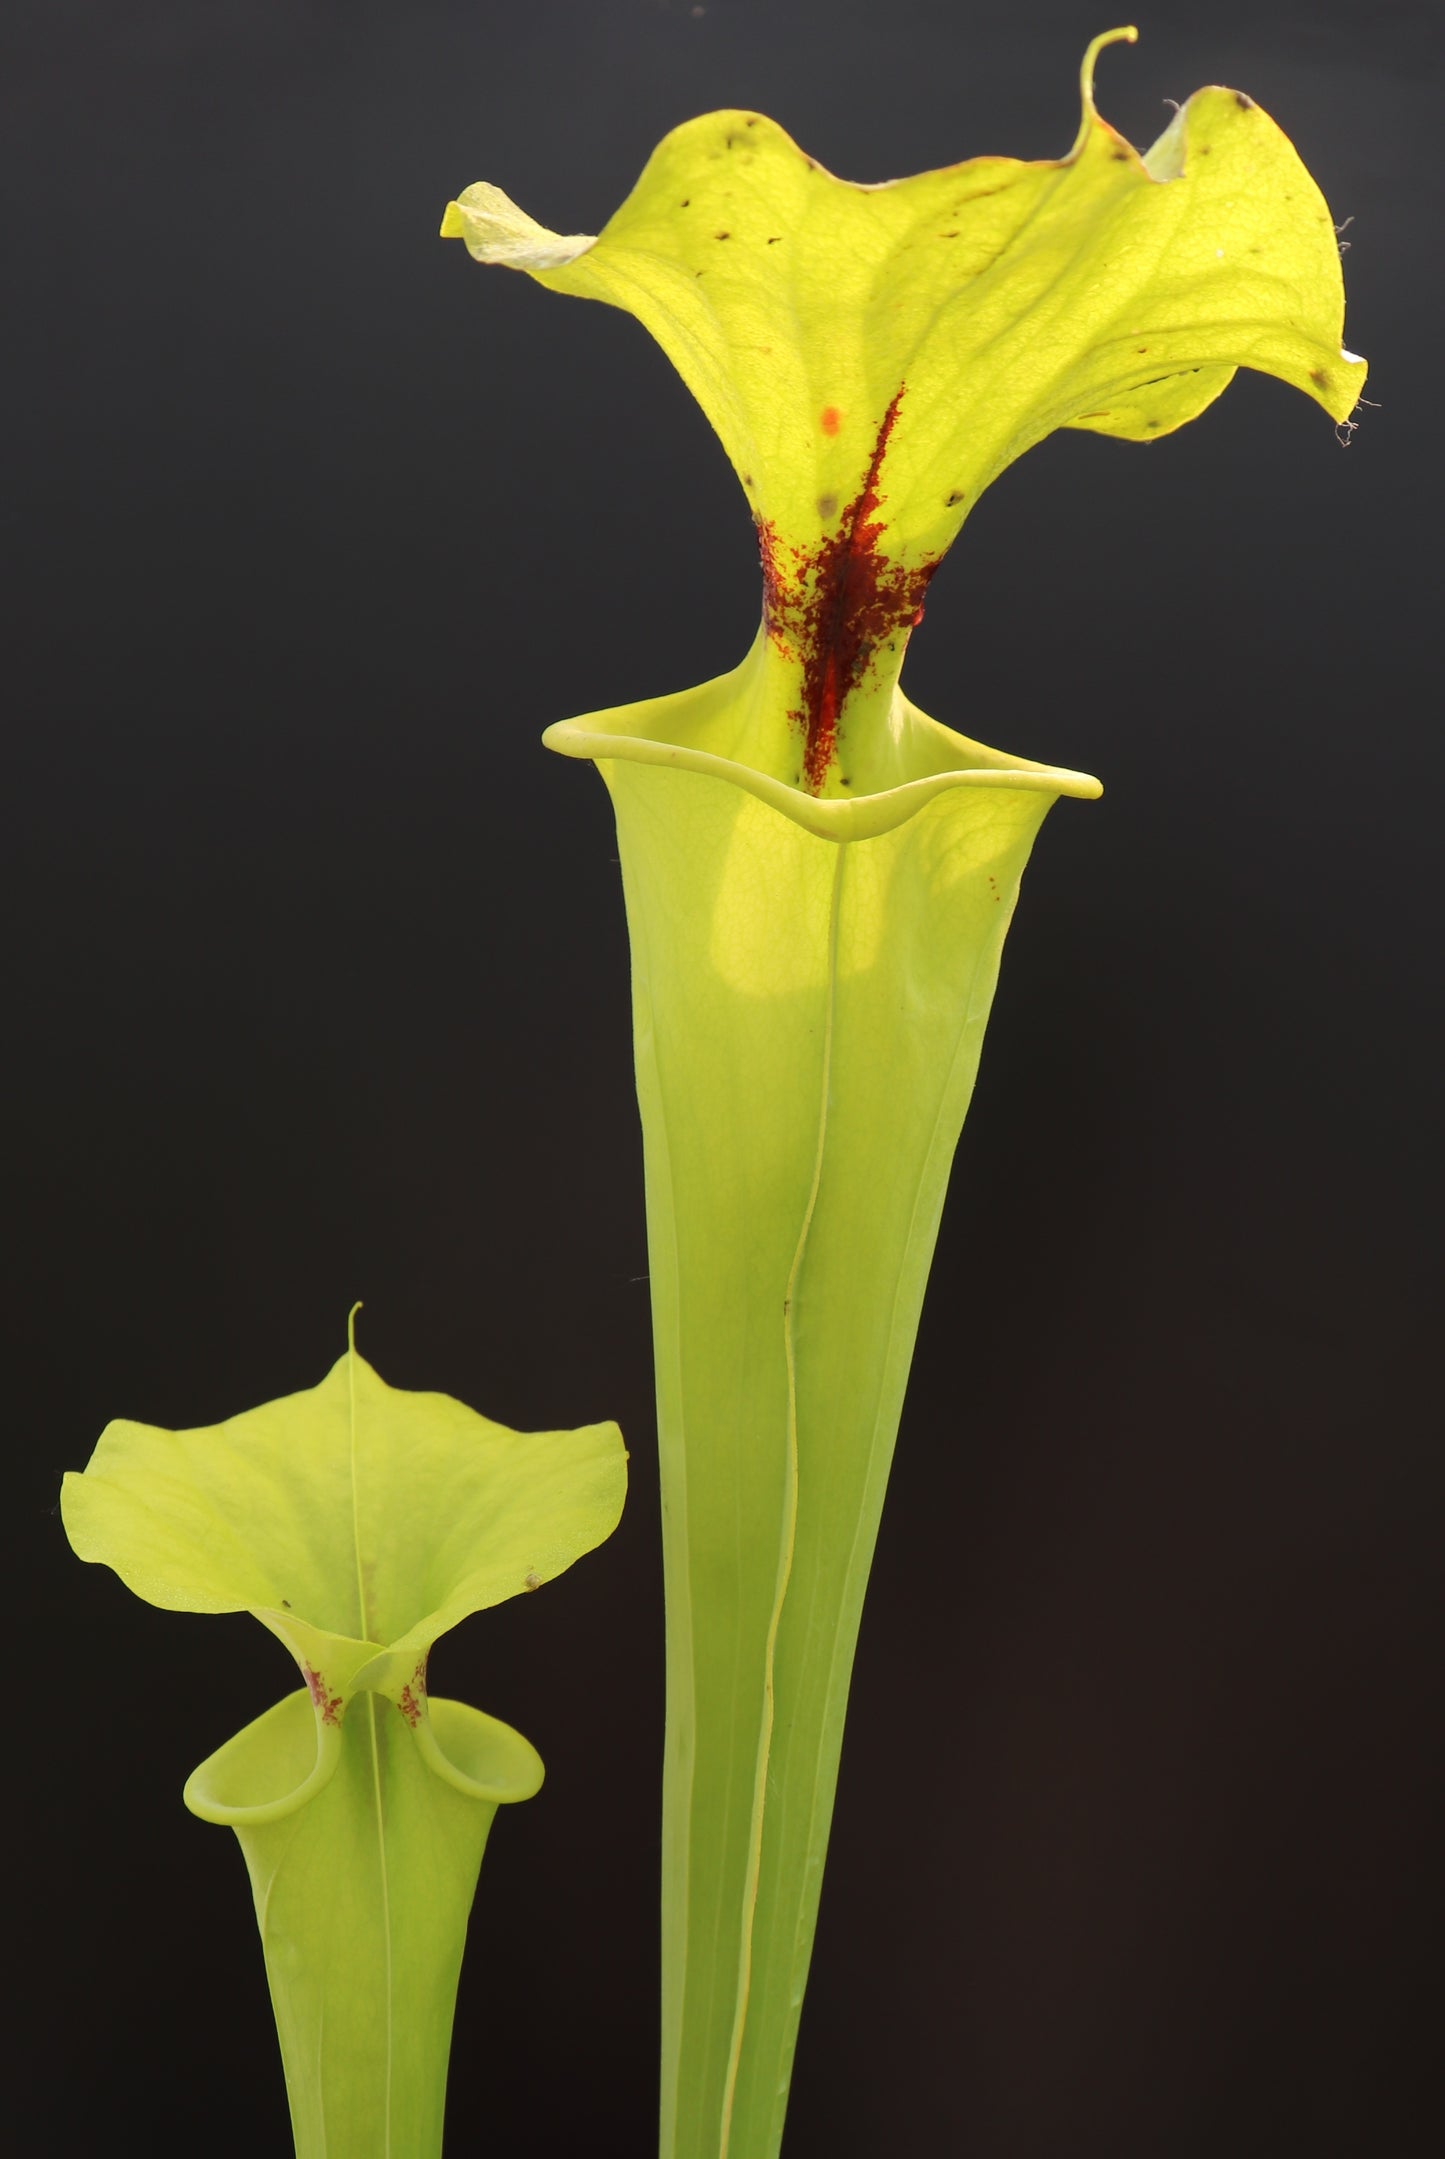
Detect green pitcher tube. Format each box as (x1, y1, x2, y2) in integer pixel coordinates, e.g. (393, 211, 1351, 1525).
(547, 640, 1100, 2157)
(183, 1668, 544, 2159)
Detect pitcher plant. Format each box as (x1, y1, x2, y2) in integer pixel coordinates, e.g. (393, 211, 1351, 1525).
(442, 30, 1364, 2157)
(62, 1319, 627, 2159)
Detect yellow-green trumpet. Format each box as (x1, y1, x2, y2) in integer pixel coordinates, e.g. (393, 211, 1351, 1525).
(443, 31, 1363, 2157)
(62, 1321, 627, 2159)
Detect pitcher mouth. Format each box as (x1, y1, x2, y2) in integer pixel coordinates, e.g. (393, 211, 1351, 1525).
(544, 718, 1100, 841)
(543, 663, 1101, 844)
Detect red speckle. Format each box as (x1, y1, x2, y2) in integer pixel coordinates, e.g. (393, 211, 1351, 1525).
(758, 384, 938, 791)
(396, 1653, 428, 1729)
(820, 406, 842, 436)
(756, 517, 790, 650)
(303, 1662, 343, 1727)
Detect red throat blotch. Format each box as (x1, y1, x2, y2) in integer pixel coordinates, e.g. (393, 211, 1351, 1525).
(757, 386, 938, 791)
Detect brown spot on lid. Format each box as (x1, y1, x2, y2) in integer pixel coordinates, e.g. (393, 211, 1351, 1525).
(1235, 91, 1255, 109)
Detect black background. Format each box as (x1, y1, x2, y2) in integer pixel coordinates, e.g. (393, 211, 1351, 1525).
(6, 3, 1440, 2153)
